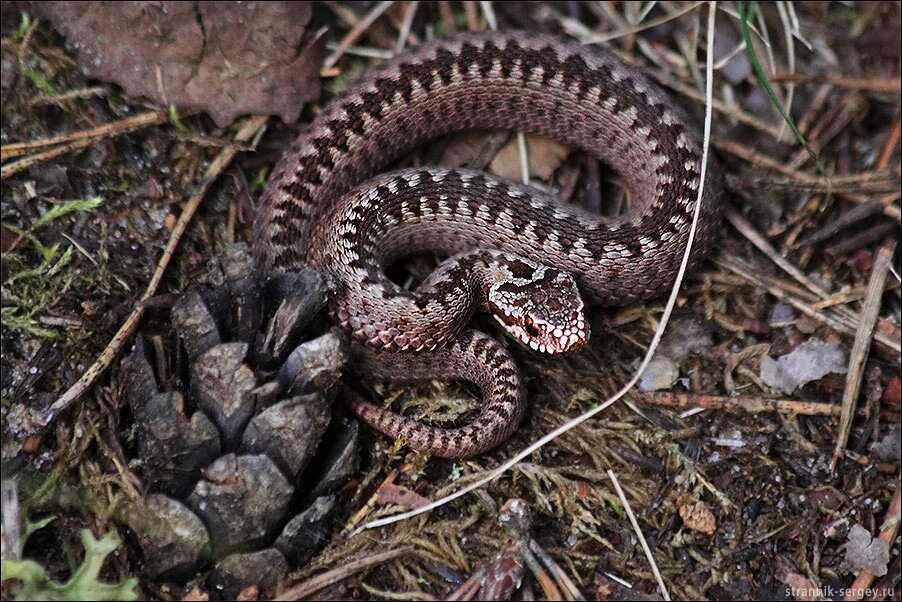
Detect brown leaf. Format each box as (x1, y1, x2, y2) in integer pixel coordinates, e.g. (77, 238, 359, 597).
(489, 134, 571, 182)
(33, 1, 324, 127)
(377, 482, 431, 510)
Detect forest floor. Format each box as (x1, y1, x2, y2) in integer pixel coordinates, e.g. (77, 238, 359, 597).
(1, 2, 900, 601)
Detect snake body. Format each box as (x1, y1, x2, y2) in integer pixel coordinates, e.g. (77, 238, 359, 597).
(254, 32, 722, 458)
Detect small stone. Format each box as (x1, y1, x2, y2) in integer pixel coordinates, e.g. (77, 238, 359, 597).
(869, 426, 901, 463)
(844, 524, 889, 577)
(760, 339, 847, 394)
(657, 316, 714, 363)
(769, 303, 795, 325)
(638, 357, 680, 392)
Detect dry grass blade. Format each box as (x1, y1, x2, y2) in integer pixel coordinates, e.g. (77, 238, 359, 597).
(394, 1, 419, 52)
(580, 1, 704, 44)
(275, 546, 412, 600)
(323, 1, 395, 69)
(831, 243, 897, 472)
(607, 469, 670, 601)
(716, 256, 901, 354)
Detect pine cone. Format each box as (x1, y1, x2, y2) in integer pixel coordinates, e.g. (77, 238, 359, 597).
(120, 244, 357, 597)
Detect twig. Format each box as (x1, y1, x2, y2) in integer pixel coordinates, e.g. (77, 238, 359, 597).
(362, 0, 720, 532)
(1, 109, 177, 161)
(323, 1, 396, 69)
(825, 223, 898, 257)
(724, 206, 891, 343)
(638, 391, 846, 416)
(717, 138, 902, 222)
(725, 206, 833, 299)
(726, 172, 901, 195)
(607, 470, 670, 601)
(43, 116, 269, 430)
(796, 200, 890, 248)
(843, 476, 902, 601)
(341, 467, 403, 536)
(463, 1, 479, 30)
(446, 576, 481, 601)
(2, 137, 97, 180)
(638, 62, 785, 141)
(579, 1, 704, 44)
(523, 547, 564, 601)
(29, 86, 107, 106)
(716, 256, 901, 354)
(275, 546, 412, 600)
(810, 279, 900, 310)
(725, 203, 899, 354)
(517, 132, 529, 185)
(831, 243, 896, 472)
(769, 73, 902, 93)
(1, 478, 21, 561)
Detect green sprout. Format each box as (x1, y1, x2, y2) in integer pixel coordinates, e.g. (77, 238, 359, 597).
(738, 1, 825, 174)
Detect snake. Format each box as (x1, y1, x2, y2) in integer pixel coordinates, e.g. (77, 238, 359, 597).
(253, 31, 722, 458)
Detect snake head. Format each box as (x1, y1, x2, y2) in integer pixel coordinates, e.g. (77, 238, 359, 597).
(487, 264, 589, 354)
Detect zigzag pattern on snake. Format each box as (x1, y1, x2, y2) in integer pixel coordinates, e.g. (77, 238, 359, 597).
(253, 31, 722, 458)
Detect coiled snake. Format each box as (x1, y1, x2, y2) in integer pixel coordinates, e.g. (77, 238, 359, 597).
(253, 32, 722, 458)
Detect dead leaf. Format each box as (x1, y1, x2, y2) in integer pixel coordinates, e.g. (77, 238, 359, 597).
(844, 524, 890, 576)
(490, 134, 571, 182)
(377, 482, 431, 509)
(33, 1, 324, 127)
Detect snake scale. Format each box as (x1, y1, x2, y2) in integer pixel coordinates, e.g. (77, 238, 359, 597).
(253, 31, 722, 458)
